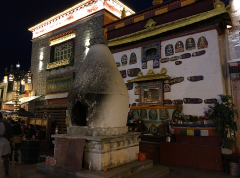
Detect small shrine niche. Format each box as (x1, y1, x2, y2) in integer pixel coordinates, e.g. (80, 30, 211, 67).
(128, 68, 171, 106)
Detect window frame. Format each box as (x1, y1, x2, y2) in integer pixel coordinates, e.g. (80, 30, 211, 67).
(50, 39, 75, 63)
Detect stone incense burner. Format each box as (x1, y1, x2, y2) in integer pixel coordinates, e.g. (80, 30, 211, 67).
(52, 38, 140, 171)
(67, 37, 129, 136)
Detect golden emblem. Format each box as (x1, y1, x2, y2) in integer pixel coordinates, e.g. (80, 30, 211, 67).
(137, 71, 143, 78)
(152, 0, 163, 5)
(214, 0, 225, 9)
(159, 68, 167, 75)
(147, 69, 154, 75)
(144, 19, 157, 29)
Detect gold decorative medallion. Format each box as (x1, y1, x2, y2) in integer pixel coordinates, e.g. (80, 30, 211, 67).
(153, 0, 163, 5)
(214, 0, 225, 9)
(144, 18, 157, 29)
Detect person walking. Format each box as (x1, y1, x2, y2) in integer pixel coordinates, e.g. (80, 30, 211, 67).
(10, 120, 23, 163)
(0, 114, 13, 177)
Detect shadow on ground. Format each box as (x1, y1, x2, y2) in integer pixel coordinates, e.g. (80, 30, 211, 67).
(0, 161, 234, 178)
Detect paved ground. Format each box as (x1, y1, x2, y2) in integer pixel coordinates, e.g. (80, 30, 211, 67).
(0, 161, 235, 178)
(163, 164, 233, 178)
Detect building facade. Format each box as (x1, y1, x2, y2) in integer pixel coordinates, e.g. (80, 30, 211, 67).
(28, 0, 135, 133)
(104, 0, 232, 137)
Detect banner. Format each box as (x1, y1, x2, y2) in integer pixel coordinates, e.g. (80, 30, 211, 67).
(46, 72, 75, 95)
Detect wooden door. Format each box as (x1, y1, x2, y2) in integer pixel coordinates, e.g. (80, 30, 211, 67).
(231, 79, 240, 150)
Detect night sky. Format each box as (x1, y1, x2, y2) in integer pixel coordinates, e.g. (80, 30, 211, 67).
(0, 0, 228, 80)
(0, 0, 154, 80)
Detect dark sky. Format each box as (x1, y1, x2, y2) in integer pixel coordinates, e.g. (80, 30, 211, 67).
(0, 0, 154, 80)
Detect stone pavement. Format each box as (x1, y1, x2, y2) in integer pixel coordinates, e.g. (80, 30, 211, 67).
(162, 164, 233, 178)
(0, 161, 234, 178)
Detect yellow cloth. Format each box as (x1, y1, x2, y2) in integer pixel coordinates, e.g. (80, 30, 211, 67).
(172, 126, 215, 130)
(130, 105, 183, 112)
(187, 130, 194, 136)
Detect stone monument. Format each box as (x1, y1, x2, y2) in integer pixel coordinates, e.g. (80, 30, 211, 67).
(51, 37, 141, 171)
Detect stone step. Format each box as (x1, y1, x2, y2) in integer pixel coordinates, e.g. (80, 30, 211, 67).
(37, 159, 157, 178)
(129, 165, 169, 178)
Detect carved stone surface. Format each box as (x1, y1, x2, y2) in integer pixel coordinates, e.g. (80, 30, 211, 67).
(179, 53, 191, 59)
(170, 56, 179, 61)
(204, 99, 217, 104)
(127, 68, 141, 77)
(126, 83, 133, 90)
(175, 61, 182, 65)
(164, 84, 170, 92)
(116, 62, 121, 67)
(183, 98, 203, 104)
(187, 76, 203, 82)
(142, 61, 147, 69)
(165, 45, 174, 56)
(161, 58, 169, 63)
(164, 100, 172, 105)
(67, 126, 129, 136)
(192, 50, 206, 57)
(120, 70, 127, 78)
(169, 77, 184, 85)
(172, 100, 183, 104)
(153, 59, 160, 68)
(52, 133, 141, 171)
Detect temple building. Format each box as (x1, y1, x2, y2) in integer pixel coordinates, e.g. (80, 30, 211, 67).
(28, 0, 135, 134)
(104, 0, 234, 170)
(27, 0, 240, 172)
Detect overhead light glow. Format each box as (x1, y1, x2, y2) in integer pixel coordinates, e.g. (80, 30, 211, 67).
(3, 76, 8, 83)
(9, 74, 14, 82)
(50, 33, 76, 46)
(39, 61, 43, 71)
(28, 0, 135, 39)
(40, 52, 43, 60)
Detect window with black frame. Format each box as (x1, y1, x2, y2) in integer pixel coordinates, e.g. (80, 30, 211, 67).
(52, 40, 73, 62)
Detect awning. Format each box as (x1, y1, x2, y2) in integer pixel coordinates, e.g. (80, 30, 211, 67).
(228, 59, 240, 73)
(1, 109, 35, 118)
(4, 96, 41, 105)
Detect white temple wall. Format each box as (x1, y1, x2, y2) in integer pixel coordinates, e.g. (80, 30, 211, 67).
(113, 29, 225, 117)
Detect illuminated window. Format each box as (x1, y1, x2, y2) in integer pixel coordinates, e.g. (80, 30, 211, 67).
(52, 41, 74, 62)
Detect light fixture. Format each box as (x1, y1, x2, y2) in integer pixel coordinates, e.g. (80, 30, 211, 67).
(9, 74, 13, 82)
(21, 79, 25, 85)
(16, 62, 20, 69)
(3, 76, 8, 83)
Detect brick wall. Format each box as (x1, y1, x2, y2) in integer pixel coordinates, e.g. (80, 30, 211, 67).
(30, 11, 105, 98)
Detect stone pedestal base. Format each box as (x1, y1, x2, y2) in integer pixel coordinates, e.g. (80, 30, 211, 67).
(67, 126, 128, 136)
(52, 132, 141, 171)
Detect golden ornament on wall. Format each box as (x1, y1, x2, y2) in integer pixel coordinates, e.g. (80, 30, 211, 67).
(144, 19, 157, 29)
(214, 0, 225, 9)
(152, 0, 163, 5)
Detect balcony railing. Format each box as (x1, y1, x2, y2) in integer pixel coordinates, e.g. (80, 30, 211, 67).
(46, 58, 73, 70)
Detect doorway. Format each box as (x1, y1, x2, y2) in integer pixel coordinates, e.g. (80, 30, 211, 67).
(72, 101, 87, 126)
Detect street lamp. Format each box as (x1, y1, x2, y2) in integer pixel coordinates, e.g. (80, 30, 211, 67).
(4, 63, 28, 120)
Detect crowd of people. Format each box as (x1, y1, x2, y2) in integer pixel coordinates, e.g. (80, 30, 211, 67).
(0, 113, 45, 177)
